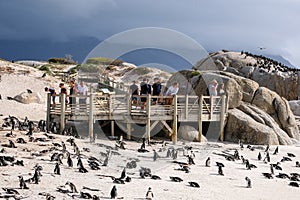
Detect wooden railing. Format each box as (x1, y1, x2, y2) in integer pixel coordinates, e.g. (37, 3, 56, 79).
(47, 93, 227, 142)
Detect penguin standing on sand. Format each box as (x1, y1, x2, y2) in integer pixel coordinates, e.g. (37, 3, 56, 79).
(18, 176, 29, 189)
(67, 153, 73, 167)
(258, 152, 262, 161)
(218, 165, 224, 176)
(153, 150, 158, 162)
(54, 163, 61, 175)
(110, 185, 117, 199)
(205, 157, 211, 167)
(245, 177, 252, 188)
(146, 187, 154, 199)
(273, 146, 279, 155)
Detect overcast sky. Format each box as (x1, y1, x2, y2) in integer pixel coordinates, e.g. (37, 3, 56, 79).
(0, 0, 300, 66)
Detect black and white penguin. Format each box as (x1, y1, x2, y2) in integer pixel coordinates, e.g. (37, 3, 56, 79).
(120, 168, 126, 180)
(258, 152, 262, 161)
(110, 185, 117, 199)
(188, 182, 200, 188)
(273, 146, 279, 155)
(18, 176, 29, 189)
(54, 163, 61, 175)
(205, 157, 211, 167)
(170, 176, 183, 182)
(146, 187, 154, 199)
(218, 165, 224, 176)
(66, 181, 77, 193)
(245, 177, 252, 188)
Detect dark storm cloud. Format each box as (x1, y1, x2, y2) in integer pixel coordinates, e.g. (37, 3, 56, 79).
(0, 0, 299, 65)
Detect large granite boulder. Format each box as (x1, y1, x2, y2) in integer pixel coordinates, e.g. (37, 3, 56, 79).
(252, 87, 299, 140)
(178, 125, 207, 142)
(225, 104, 292, 145)
(14, 92, 43, 104)
(194, 51, 300, 101)
(220, 72, 259, 103)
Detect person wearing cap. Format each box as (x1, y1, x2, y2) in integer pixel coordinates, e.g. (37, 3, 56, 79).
(140, 78, 151, 110)
(130, 80, 139, 108)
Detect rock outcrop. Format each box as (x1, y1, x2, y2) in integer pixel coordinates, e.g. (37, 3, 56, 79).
(14, 92, 43, 104)
(178, 125, 207, 142)
(194, 51, 300, 100)
(169, 69, 299, 145)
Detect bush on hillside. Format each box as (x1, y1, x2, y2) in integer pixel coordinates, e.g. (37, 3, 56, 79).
(86, 57, 123, 66)
(48, 57, 77, 65)
(39, 64, 52, 74)
(77, 64, 102, 73)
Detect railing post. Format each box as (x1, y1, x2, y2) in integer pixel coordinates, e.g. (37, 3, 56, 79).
(109, 93, 113, 120)
(46, 92, 51, 133)
(127, 93, 132, 140)
(219, 95, 226, 141)
(185, 94, 188, 119)
(146, 94, 151, 143)
(172, 95, 178, 144)
(198, 95, 203, 142)
(60, 93, 66, 134)
(210, 95, 213, 120)
(89, 93, 94, 142)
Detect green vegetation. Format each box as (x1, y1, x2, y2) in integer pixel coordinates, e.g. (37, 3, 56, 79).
(191, 71, 201, 77)
(86, 57, 123, 66)
(68, 65, 80, 74)
(77, 64, 103, 73)
(131, 67, 152, 75)
(48, 57, 77, 65)
(39, 64, 52, 74)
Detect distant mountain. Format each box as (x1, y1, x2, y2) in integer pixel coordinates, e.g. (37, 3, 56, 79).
(264, 54, 297, 68)
(0, 37, 100, 63)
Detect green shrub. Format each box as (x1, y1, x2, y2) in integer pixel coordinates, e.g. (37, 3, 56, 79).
(77, 64, 101, 73)
(48, 57, 77, 65)
(86, 57, 123, 66)
(39, 64, 52, 74)
(68, 65, 80, 74)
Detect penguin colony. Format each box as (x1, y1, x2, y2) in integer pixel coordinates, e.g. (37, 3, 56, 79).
(0, 115, 300, 199)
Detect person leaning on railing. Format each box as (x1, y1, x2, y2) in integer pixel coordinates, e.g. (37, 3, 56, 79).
(165, 82, 179, 105)
(77, 81, 88, 110)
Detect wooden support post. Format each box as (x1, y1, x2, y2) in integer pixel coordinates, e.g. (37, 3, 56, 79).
(127, 123, 132, 140)
(219, 95, 226, 141)
(89, 93, 95, 143)
(198, 95, 203, 142)
(146, 94, 151, 143)
(60, 93, 66, 134)
(210, 95, 213, 120)
(172, 95, 178, 144)
(185, 94, 188, 119)
(111, 121, 115, 136)
(46, 92, 51, 133)
(109, 93, 113, 120)
(127, 92, 132, 114)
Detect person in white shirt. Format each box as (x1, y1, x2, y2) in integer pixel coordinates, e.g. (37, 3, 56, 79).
(208, 79, 218, 96)
(165, 82, 179, 105)
(77, 81, 88, 109)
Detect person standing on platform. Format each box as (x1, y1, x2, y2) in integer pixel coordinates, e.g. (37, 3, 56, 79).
(165, 82, 179, 105)
(130, 80, 139, 108)
(152, 77, 162, 105)
(77, 81, 88, 111)
(69, 80, 77, 112)
(140, 78, 151, 110)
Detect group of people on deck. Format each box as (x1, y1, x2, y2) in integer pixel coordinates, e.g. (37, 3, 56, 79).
(45, 80, 88, 111)
(130, 77, 179, 109)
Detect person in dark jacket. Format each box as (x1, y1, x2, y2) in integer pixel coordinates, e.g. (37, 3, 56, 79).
(140, 78, 151, 110)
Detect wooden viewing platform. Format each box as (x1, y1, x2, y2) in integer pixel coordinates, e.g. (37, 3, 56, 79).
(46, 92, 228, 144)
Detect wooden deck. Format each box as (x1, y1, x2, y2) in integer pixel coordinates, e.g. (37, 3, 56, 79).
(47, 92, 228, 144)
